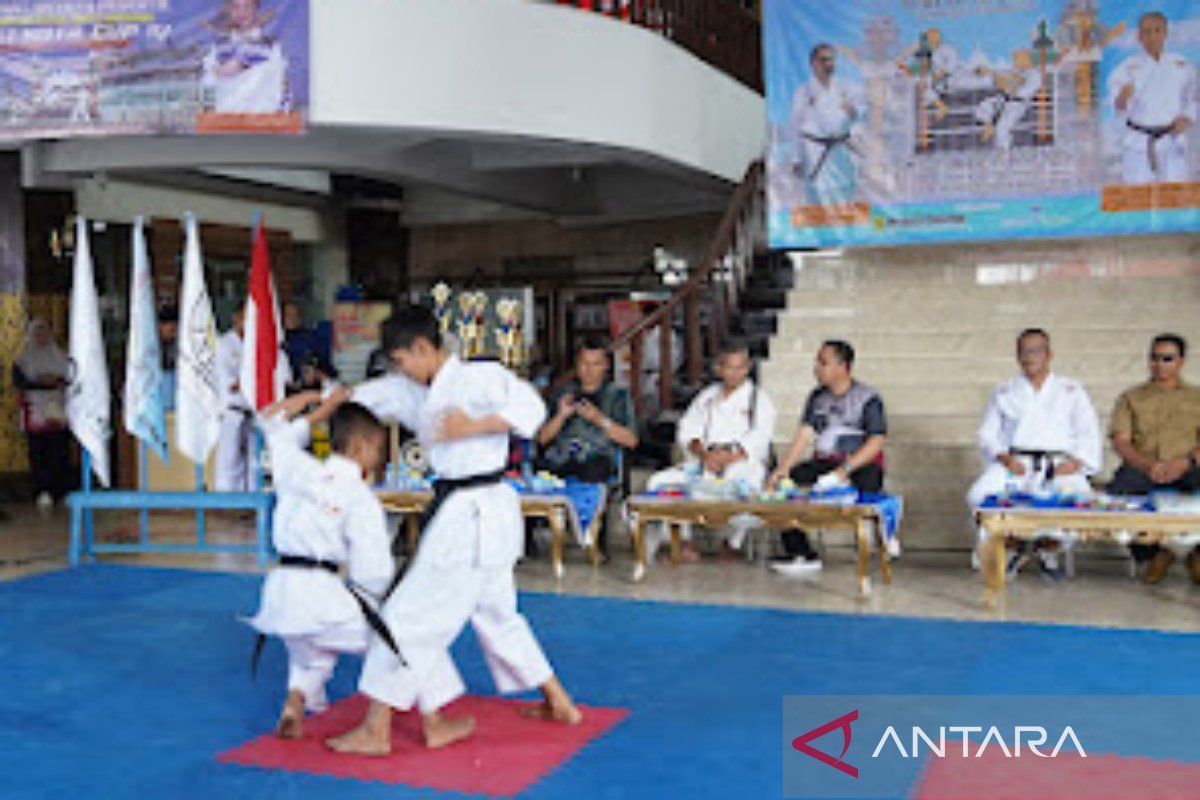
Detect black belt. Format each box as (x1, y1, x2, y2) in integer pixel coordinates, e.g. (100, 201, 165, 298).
(989, 90, 1017, 126)
(800, 132, 854, 181)
(1127, 120, 1175, 174)
(1009, 448, 1070, 479)
(252, 552, 408, 677)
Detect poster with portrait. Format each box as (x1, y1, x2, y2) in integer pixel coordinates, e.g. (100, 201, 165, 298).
(0, 0, 308, 138)
(765, 0, 1199, 247)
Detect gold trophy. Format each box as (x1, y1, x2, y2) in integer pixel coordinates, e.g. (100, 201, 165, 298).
(495, 298, 526, 369)
(431, 281, 453, 337)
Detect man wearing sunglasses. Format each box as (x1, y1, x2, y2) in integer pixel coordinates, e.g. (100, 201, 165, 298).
(1109, 333, 1200, 584)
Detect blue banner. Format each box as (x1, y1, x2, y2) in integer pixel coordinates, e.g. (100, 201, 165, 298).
(764, 0, 1199, 247)
(0, 0, 308, 138)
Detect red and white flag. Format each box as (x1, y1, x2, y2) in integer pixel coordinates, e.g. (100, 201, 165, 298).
(239, 220, 289, 410)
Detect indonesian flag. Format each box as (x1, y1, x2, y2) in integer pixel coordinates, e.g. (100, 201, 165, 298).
(239, 220, 289, 410)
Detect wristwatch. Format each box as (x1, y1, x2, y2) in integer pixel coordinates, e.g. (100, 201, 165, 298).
(601, 417, 614, 431)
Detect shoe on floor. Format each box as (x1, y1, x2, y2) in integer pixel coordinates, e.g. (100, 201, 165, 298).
(769, 557, 823, 578)
(36, 491, 53, 511)
(1142, 549, 1176, 585)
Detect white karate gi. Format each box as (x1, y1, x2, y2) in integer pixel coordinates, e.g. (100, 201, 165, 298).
(246, 415, 393, 712)
(352, 357, 555, 714)
(975, 67, 1042, 150)
(215, 329, 253, 491)
(1108, 50, 1197, 183)
(791, 75, 864, 205)
(647, 380, 776, 550)
(967, 374, 1102, 545)
(201, 28, 289, 114)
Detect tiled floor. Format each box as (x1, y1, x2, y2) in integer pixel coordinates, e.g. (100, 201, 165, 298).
(2, 503, 1197, 633)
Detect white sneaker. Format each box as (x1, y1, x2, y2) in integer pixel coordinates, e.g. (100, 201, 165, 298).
(769, 557, 824, 578)
(36, 491, 53, 511)
(885, 537, 902, 559)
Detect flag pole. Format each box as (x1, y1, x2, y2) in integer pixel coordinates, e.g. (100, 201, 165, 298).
(195, 463, 206, 547)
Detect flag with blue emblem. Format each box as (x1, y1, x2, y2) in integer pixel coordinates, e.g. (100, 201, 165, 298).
(123, 217, 168, 461)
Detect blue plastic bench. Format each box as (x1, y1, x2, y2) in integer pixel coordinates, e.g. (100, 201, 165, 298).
(67, 489, 274, 567)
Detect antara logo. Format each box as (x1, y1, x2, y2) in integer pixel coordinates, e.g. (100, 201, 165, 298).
(871, 726, 1087, 759)
(792, 712, 1088, 780)
(792, 710, 859, 778)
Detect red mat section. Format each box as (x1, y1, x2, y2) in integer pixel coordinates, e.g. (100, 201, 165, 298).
(219, 694, 628, 796)
(913, 750, 1200, 799)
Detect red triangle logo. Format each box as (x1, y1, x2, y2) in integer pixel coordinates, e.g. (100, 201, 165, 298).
(792, 709, 859, 778)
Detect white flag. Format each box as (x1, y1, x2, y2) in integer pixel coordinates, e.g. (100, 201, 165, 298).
(65, 216, 111, 486)
(175, 213, 221, 465)
(123, 217, 168, 461)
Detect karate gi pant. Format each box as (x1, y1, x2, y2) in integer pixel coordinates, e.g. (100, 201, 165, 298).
(645, 459, 766, 553)
(215, 410, 253, 492)
(966, 460, 1092, 549)
(282, 621, 369, 713)
(1122, 132, 1188, 184)
(358, 554, 553, 715)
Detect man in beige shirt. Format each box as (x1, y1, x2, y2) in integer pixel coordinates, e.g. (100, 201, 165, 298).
(1108, 334, 1200, 584)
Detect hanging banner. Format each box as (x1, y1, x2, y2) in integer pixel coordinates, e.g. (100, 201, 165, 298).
(764, 0, 1199, 248)
(0, 0, 308, 138)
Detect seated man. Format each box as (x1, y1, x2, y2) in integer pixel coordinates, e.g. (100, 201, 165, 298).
(1109, 334, 1200, 584)
(767, 340, 886, 575)
(646, 340, 777, 560)
(536, 338, 639, 554)
(966, 328, 1101, 577)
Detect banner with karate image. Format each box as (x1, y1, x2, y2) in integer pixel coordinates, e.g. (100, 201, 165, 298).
(0, 0, 308, 139)
(764, 0, 1199, 248)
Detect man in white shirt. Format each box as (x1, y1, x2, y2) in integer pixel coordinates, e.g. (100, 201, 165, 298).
(967, 328, 1102, 575)
(215, 309, 253, 491)
(248, 389, 393, 740)
(1108, 11, 1196, 184)
(328, 305, 580, 756)
(646, 341, 777, 559)
(792, 43, 864, 205)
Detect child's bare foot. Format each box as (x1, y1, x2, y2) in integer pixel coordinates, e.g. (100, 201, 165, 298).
(523, 676, 583, 725)
(326, 701, 393, 756)
(521, 698, 583, 725)
(275, 689, 305, 740)
(423, 712, 476, 749)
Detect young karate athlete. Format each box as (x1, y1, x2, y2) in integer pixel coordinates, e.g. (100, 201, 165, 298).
(247, 388, 393, 740)
(327, 304, 581, 755)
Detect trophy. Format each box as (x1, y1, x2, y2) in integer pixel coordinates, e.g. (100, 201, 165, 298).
(431, 281, 453, 336)
(494, 297, 527, 370)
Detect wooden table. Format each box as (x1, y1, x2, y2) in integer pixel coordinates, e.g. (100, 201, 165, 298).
(377, 489, 605, 578)
(626, 496, 893, 595)
(976, 507, 1200, 607)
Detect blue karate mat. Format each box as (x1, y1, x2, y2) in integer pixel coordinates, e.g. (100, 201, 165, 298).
(1, 564, 1197, 799)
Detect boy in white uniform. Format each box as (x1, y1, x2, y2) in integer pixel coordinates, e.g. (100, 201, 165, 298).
(247, 388, 393, 740)
(328, 305, 580, 756)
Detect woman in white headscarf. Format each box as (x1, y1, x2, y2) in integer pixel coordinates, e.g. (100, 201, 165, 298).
(12, 319, 73, 506)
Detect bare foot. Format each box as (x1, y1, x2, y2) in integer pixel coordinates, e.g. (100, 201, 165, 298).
(275, 689, 305, 740)
(326, 723, 391, 756)
(678, 543, 701, 564)
(521, 699, 583, 725)
(423, 713, 476, 749)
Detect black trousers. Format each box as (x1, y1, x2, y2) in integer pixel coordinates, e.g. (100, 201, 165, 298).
(781, 460, 884, 558)
(27, 429, 75, 500)
(1108, 463, 1200, 562)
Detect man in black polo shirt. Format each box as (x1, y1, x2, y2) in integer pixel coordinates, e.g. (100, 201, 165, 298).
(767, 340, 887, 575)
